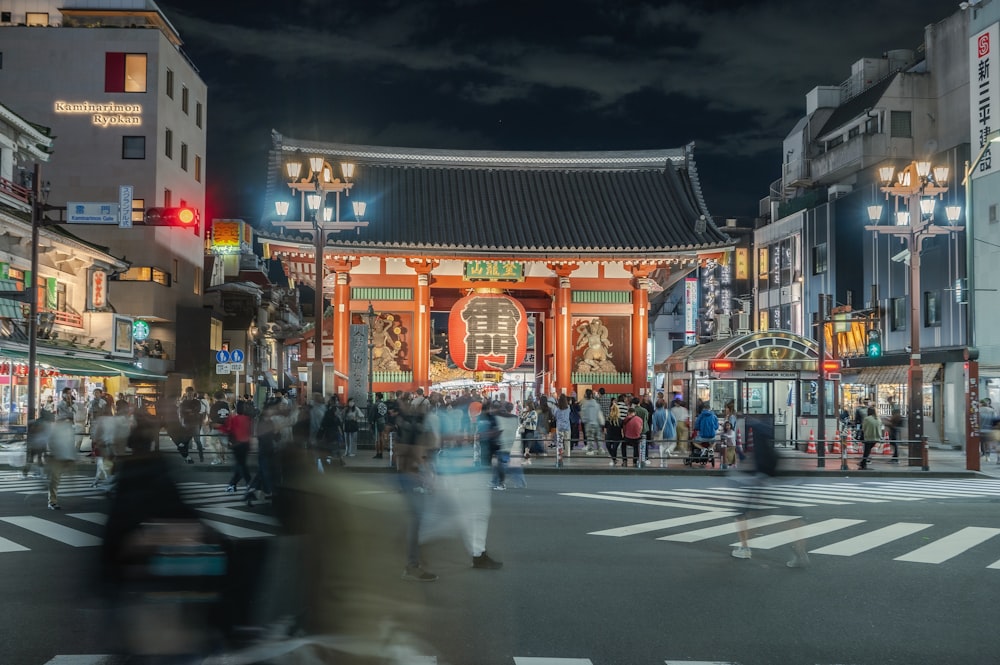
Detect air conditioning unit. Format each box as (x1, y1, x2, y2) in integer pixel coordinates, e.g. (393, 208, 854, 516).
(828, 184, 853, 201)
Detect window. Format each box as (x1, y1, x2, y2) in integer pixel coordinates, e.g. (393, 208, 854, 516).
(122, 136, 145, 159)
(116, 267, 171, 286)
(195, 102, 203, 128)
(164, 188, 172, 207)
(890, 111, 912, 138)
(181, 86, 189, 114)
(165, 68, 174, 98)
(812, 242, 828, 275)
(132, 198, 145, 224)
(891, 297, 907, 331)
(105, 52, 147, 93)
(828, 135, 844, 149)
(924, 291, 941, 327)
(25, 12, 48, 26)
(194, 155, 202, 183)
(180, 142, 188, 171)
(1, 11, 11, 22)
(164, 128, 173, 159)
(848, 126, 860, 139)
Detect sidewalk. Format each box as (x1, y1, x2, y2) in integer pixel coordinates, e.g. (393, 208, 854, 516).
(1, 436, 995, 479)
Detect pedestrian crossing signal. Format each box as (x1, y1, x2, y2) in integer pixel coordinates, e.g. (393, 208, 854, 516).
(867, 329, 882, 357)
(144, 207, 200, 233)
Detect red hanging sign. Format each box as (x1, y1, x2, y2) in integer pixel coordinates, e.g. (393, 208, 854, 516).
(448, 292, 528, 372)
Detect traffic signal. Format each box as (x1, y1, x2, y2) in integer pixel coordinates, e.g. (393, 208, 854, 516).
(866, 329, 882, 358)
(144, 207, 200, 233)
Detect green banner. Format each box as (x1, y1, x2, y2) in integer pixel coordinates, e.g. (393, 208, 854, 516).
(464, 260, 523, 281)
(46, 277, 58, 309)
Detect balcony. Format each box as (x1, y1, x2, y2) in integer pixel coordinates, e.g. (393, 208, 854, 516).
(0, 176, 31, 214)
(807, 133, 891, 185)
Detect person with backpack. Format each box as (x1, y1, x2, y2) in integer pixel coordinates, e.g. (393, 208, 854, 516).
(179, 387, 206, 463)
(372, 392, 389, 459)
(652, 398, 676, 467)
(620, 406, 644, 467)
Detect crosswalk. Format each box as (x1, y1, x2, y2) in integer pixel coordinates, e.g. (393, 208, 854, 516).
(568, 478, 1000, 569)
(0, 472, 278, 553)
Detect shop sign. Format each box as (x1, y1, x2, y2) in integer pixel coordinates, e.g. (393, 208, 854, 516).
(67, 202, 119, 224)
(211, 220, 247, 255)
(448, 292, 527, 371)
(464, 260, 524, 282)
(89, 269, 108, 310)
(684, 278, 698, 345)
(735, 247, 748, 280)
(54, 101, 143, 127)
(745, 371, 798, 379)
(132, 319, 150, 341)
(112, 314, 134, 355)
(970, 23, 1000, 181)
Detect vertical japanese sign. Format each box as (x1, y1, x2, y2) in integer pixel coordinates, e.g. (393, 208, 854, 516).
(684, 277, 698, 346)
(89, 269, 108, 310)
(971, 23, 1000, 181)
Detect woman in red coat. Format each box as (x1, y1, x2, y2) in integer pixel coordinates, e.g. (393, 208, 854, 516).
(220, 400, 253, 493)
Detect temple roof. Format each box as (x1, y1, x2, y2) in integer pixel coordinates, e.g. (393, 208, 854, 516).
(260, 131, 732, 259)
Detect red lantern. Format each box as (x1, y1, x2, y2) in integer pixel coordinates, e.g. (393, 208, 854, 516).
(448, 292, 528, 371)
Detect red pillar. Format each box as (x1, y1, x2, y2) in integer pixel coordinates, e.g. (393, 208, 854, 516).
(406, 259, 438, 392)
(548, 263, 578, 396)
(330, 258, 358, 399)
(629, 265, 654, 397)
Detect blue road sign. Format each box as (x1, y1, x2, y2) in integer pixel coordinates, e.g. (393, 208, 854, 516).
(215, 349, 231, 363)
(230, 349, 244, 363)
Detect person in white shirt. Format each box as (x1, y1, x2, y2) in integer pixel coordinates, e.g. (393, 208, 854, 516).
(669, 398, 690, 456)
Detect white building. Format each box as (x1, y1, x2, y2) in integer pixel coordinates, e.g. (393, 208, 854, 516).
(0, 0, 208, 390)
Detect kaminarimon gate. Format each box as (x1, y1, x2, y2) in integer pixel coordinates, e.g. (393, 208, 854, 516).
(258, 131, 733, 402)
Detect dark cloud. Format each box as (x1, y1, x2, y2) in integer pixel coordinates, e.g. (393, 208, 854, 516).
(159, 0, 961, 220)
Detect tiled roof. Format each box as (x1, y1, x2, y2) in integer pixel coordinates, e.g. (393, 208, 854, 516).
(262, 132, 731, 258)
(817, 73, 897, 138)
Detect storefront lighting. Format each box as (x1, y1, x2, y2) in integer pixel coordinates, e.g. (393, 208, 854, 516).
(709, 359, 733, 372)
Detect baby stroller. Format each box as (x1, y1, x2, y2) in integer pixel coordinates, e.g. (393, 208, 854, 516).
(682, 437, 716, 468)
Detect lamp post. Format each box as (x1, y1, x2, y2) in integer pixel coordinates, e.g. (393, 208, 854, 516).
(866, 160, 962, 466)
(274, 155, 367, 397)
(27, 165, 51, 424)
(961, 130, 1000, 471)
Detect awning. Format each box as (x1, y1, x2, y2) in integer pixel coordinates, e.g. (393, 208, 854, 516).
(96, 359, 167, 381)
(851, 363, 942, 386)
(0, 298, 24, 320)
(0, 347, 136, 377)
(260, 372, 278, 389)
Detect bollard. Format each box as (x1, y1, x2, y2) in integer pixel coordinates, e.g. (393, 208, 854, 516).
(922, 436, 929, 471)
(387, 430, 395, 468)
(840, 432, 848, 471)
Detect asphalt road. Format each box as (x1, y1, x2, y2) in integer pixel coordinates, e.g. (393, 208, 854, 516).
(3, 467, 1000, 665)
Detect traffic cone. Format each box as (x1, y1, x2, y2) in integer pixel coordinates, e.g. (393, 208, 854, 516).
(882, 428, 892, 455)
(831, 434, 841, 454)
(746, 427, 754, 452)
(806, 429, 817, 454)
(846, 427, 856, 453)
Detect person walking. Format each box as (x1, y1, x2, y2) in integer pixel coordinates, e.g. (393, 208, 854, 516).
(90, 396, 115, 487)
(621, 407, 644, 467)
(535, 396, 555, 456)
(651, 399, 675, 467)
(208, 390, 232, 465)
(883, 406, 903, 464)
(341, 397, 363, 457)
(246, 399, 281, 505)
(670, 398, 690, 457)
(317, 397, 345, 470)
(605, 397, 624, 466)
(579, 389, 604, 456)
(179, 387, 206, 462)
(553, 394, 572, 461)
(307, 393, 327, 449)
(719, 421, 737, 469)
(859, 406, 882, 470)
(221, 400, 254, 493)
(47, 387, 79, 510)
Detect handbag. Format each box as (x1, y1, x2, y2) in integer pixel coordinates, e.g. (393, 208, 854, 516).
(344, 418, 358, 433)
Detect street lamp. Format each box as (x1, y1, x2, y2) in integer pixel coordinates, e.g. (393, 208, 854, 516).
(273, 154, 367, 396)
(27, 165, 51, 424)
(866, 160, 962, 466)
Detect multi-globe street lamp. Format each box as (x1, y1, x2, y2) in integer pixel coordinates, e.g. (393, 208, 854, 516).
(274, 155, 366, 396)
(865, 160, 962, 466)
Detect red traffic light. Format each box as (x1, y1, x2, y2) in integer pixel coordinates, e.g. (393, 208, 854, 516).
(144, 207, 200, 231)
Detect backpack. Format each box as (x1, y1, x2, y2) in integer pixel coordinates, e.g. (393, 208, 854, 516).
(376, 401, 388, 419)
(181, 398, 202, 422)
(623, 414, 643, 440)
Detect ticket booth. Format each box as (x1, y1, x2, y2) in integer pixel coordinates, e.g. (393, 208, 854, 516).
(659, 331, 837, 447)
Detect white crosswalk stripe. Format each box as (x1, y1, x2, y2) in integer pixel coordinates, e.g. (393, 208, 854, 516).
(0, 478, 280, 553)
(893, 526, 1000, 564)
(808, 522, 932, 556)
(658, 514, 800, 543)
(738, 518, 864, 550)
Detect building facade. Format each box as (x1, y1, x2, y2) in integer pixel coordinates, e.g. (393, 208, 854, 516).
(756, 8, 974, 446)
(258, 133, 734, 403)
(0, 0, 209, 392)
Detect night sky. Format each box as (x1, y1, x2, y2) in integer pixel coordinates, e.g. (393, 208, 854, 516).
(158, 0, 963, 225)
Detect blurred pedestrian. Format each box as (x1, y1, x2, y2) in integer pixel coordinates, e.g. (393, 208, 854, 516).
(342, 397, 363, 457)
(670, 398, 690, 456)
(24, 409, 52, 478)
(605, 397, 624, 466)
(553, 394, 571, 460)
(580, 389, 603, 456)
(208, 390, 232, 465)
(246, 399, 281, 505)
(621, 407, 643, 467)
(179, 387, 206, 462)
(47, 387, 78, 510)
(859, 406, 882, 470)
(222, 400, 254, 493)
